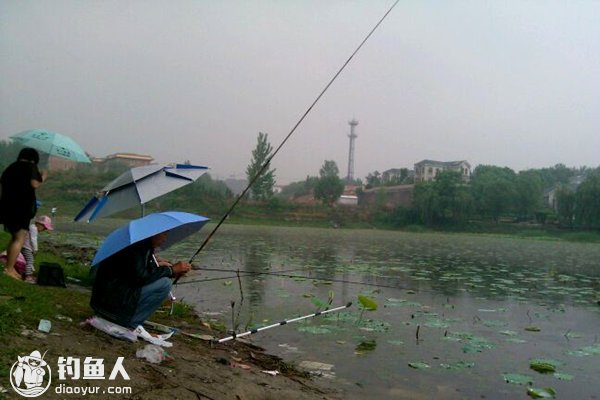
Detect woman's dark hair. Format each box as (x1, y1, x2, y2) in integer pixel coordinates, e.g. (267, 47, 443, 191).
(17, 148, 40, 164)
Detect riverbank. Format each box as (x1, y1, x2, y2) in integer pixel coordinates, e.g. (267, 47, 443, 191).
(0, 239, 342, 400)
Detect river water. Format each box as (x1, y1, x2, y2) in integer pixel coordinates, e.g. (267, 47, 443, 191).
(55, 221, 600, 399)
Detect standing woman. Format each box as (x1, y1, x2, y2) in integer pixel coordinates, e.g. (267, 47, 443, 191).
(0, 148, 47, 280)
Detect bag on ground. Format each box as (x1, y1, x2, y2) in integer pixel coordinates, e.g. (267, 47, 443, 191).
(37, 262, 67, 287)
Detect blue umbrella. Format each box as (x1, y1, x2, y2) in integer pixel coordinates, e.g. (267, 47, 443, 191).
(92, 211, 209, 266)
(11, 129, 91, 163)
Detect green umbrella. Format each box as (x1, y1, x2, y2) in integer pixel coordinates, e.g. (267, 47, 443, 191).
(10, 129, 91, 163)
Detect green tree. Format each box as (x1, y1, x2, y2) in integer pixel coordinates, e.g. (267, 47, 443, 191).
(470, 165, 517, 222)
(514, 170, 543, 220)
(314, 160, 344, 206)
(533, 163, 576, 189)
(412, 171, 471, 225)
(434, 170, 472, 223)
(365, 171, 381, 189)
(412, 181, 439, 225)
(574, 169, 600, 229)
(556, 186, 575, 228)
(279, 176, 318, 198)
(245, 132, 276, 201)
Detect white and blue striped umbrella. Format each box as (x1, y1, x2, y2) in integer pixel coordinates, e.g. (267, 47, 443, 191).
(74, 163, 208, 222)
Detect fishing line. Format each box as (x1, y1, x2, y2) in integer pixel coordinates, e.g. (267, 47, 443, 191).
(179, 0, 401, 280)
(177, 268, 413, 291)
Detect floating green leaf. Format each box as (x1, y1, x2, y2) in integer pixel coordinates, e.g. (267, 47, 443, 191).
(552, 373, 574, 381)
(408, 362, 430, 369)
(525, 326, 541, 332)
(526, 387, 556, 398)
(424, 318, 450, 328)
(529, 360, 558, 374)
(311, 297, 326, 309)
(444, 332, 495, 354)
(567, 343, 600, 357)
(297, 325, 333, 335)
(358, 295, 378, 311)
(483, 319, 507, 328)
(564, 331, 583, 339)
(506, 338, 528, 344)
(440, 361, 475, 370)
(355, 339, 377, 354)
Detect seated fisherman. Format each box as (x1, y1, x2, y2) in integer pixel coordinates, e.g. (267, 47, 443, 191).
(90, 231, 191, 329)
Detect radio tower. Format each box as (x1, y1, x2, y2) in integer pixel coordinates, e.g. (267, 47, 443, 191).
(346, 118, 358, 182)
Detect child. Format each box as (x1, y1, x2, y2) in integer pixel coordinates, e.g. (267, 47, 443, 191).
(21, 215, 53, 283)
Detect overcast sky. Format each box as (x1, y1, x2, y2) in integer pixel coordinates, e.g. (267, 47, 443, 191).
(1, 1, 599, 184)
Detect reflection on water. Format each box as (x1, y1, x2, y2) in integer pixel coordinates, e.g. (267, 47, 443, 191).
(52, 222, 600, 399)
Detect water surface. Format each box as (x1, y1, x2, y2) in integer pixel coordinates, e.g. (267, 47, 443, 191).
(55, 222, 600, 399)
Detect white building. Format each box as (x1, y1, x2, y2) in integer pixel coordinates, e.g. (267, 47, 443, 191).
(414, 160, 471, 183)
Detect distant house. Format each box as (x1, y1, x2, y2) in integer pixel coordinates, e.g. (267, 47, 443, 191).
(337, 195, 358, 206)
(105, 153, 153, 168)
(381, 168, 414, 185)
(95, 153, 154, 170)
(414, 160, 471, 183)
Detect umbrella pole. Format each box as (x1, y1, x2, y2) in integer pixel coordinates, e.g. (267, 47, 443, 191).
(216, 302, 352, 343)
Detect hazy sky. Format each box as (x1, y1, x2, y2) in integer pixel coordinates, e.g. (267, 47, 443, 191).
(1, 1, 599, 184)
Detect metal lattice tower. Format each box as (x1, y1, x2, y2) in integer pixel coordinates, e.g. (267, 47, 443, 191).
(346, 118, 358, 182)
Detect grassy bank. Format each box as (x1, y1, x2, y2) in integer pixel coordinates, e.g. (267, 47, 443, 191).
(0, 231, 192, 380)
(0, 232, 343, 400)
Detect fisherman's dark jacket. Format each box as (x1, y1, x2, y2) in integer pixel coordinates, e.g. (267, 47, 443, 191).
(90, 239, 172, 327)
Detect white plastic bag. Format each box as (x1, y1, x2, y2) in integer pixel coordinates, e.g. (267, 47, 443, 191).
(136, 344, 167, 364)
(133, 325, 173, 347)
(86, 316, 137, 342)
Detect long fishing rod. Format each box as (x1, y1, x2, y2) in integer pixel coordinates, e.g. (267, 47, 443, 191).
(177, 0, 400, 283)
(216, 302, 352, 343)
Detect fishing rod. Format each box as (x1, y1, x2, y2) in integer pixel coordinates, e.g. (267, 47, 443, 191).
(176, 0, 400, 284)
(216, 302, 352, 343)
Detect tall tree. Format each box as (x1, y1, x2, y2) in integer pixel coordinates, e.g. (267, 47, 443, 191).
(514, 170, 543, 220)
(556, 186, 576, 228)
(245, 132, 276, 201)
(412, 181, 440, 225)
(314, 160, 344, 206)
(433, 170, 472, 222)
(470, 165, 517, 222)
(365, 171, 382, 188)
(574, 169, 600, 229)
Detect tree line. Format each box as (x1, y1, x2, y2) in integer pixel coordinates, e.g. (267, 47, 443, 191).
(404, 164, 600, 229)
(3, 135, 598, 231)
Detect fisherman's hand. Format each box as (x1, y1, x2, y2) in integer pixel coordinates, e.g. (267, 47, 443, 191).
(156, 255, 172, 267)
(171, 261, 192, 278)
